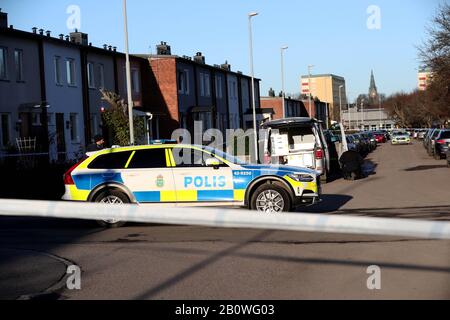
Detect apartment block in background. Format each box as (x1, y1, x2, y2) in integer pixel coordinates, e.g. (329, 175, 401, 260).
(418, 67, 432, 91)
(301, 74, 347, 122)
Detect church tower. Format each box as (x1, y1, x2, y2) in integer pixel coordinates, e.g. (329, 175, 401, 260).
(369, 70, 378, 104)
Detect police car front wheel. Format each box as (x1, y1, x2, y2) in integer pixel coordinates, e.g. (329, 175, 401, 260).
(250, 183, 291, 213)
(94, 189, 128, 228)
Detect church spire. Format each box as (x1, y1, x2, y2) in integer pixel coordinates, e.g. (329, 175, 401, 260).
(369, 70, 378, 102)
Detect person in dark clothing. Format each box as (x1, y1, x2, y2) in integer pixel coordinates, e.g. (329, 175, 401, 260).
(87, 135, 105, 152)
(339, 150, 364, 180)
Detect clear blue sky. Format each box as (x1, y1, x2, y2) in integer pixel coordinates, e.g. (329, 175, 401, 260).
(2, 0, 445, 100)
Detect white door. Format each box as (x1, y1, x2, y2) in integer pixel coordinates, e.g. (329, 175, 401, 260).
(121, 148, 176, 203)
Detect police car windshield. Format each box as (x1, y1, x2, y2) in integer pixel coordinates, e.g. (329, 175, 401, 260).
(202, 147, 248, 165)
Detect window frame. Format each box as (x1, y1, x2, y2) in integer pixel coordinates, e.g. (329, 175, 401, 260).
(66, 58, 76, 86)
(69, 113, 80, 143)
(0, 113, 11, 148)
(54, 56, 62, 85)
(97, 63, 105, 89)
(14, 49, 24, 82)
(125, 148, 169, 169)
(0, 47, 8, 80)
(131, 68, 140, 93)
(87, 62, 95, 89)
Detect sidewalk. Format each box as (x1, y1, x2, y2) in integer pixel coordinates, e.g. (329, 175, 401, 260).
(0, 248, 70, 300)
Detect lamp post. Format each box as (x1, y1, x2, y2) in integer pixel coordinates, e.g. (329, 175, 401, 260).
(280, 46, 288, 119)
(248, 12, 259, 163)
(123, 0, 135, 145)
(308, 65, 314, 118)
(339, 85, 344, 124)
(361, 98, 365, 131)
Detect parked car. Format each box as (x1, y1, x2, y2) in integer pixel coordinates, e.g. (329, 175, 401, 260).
(427, 129, 442, 156)
(260, 117, 332, 182)
(432, 130, 450, 160)
(424, 128, 437, 149)
(417, 129, 427, 140)
(373, 131, 386, 143)
(447, 146, 450, 168)
(391, 132, 411, 145)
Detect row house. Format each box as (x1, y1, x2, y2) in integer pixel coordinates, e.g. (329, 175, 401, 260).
(260, 88, 309, 121)
(0, 10, 150, 161)
(139, 42, 262, 140)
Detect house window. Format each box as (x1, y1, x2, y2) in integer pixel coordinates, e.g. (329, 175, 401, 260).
(66, 58, 76, 86)
(31, 113, 41, 126)
(87, 62, 95, 88)
(229, 80, 237, 99)
(131, 69, 140, 93)
(70, 113, 79, 142)
(1, 114, 11, 147)
(54, 56, 62, 85)
(14, 49, 24, 82)
(90, 113, 99, 136)
(97, 64, 105, 89)
(215, 76, 223, 99)
(178, 70, 189, 95)
(200, 72, 210, 97)
(0, 47, 8, 80)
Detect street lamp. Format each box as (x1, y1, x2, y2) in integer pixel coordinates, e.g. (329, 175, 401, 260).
(280, 45, 288, 119)
(248, 12, 259, 163)
(308, 65, 314, 118)
(123, 0, 135, 145)
(339, 85, 344, 124)
(361, 98, 365, 130)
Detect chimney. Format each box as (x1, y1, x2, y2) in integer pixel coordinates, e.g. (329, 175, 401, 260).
(156, 41, 171, 55)
(39, 29, 44, 35)
(113, 46, 117, 52)
(103, 44, 108, 50)
(32, 27, 38, 34)
(69, 30, 88, 45)
(268, 88, 275, 97)
(108, 45, 112, 51)
(46, 30, 51, 37)
(220, 60, 231, 71)
(65, 35, 70, 41)
(59, 34, 64, 40)
(0, 9, 7, 29)
(194, 52, 205, 64)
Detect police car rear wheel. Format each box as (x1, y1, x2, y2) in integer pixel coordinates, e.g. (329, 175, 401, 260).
(94, 190, 128, 228)
(251, 183, 291, 213)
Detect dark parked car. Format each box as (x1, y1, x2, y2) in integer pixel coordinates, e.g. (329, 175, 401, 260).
(427, 129, 442, 156)
(433, 130, 450, 160)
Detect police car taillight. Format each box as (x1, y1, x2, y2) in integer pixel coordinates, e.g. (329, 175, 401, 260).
(63, 157, 87, 185)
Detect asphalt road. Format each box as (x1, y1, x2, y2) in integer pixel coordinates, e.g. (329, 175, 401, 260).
(0, 141, 449, 299)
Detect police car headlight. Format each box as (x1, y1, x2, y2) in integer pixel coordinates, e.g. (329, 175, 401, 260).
(288, 174, 315, 182)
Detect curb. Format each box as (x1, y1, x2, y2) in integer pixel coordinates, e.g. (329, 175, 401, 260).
(5, 248, 80, 300)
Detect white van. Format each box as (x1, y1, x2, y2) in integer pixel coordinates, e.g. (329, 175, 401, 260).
(260, 118, 331, 182)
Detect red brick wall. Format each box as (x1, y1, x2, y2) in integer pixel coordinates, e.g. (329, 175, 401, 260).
(149, 58, 179, 122)
(261, 98, 283, 120)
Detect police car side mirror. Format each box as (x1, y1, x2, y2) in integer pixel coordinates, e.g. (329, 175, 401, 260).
(205, 158, 221, 169)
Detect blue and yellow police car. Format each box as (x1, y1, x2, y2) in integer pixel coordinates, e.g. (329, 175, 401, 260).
(62, 144, 321, 227)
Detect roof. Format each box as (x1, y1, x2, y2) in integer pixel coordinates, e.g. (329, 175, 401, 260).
(0, 26, 146, 62)
(136, 53, 261, 81)
(301, 74, 345, 81)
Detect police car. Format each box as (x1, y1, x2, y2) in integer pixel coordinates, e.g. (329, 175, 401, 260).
(62, 144, 321, 227)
